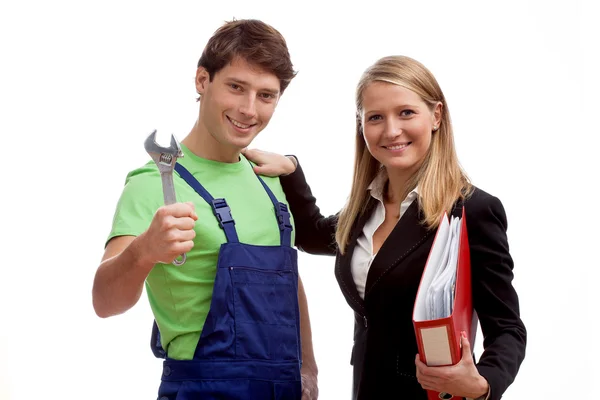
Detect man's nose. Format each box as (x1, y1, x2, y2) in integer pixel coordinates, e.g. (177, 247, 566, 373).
(239, 95, 257, 118)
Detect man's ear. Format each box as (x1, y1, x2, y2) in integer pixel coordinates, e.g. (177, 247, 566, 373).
(195, 67, 209, 96)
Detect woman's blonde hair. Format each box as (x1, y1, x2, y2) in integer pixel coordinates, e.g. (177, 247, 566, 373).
(336, 55, 473, 254)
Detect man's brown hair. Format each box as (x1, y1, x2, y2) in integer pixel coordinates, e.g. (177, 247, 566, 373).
(198, 19, 297, 94)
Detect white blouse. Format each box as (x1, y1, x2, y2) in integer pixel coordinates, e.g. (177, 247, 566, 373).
(350, 169, 419, 299)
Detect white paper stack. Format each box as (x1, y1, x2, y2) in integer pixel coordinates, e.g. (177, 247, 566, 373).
(424, 215, 461, 320)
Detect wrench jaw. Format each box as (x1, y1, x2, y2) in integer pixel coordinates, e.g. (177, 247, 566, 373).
(144, 130, 183, 157)
(144, 130, 184, 174)
(170, 134, 184, 158)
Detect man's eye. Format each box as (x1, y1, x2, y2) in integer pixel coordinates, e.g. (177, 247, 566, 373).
(259, 93, 275, 99)
(230, 84, 241, 90)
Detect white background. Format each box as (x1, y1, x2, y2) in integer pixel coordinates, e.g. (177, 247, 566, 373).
(1, 0, 598, 399)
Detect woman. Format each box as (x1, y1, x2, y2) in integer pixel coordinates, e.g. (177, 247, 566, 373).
(245, 55, 526, 400)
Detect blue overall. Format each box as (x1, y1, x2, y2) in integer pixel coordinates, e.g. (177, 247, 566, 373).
(151, 163, 302, 400)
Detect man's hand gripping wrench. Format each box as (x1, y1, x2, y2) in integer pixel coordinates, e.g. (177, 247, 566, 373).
(144, 130, 187, 266)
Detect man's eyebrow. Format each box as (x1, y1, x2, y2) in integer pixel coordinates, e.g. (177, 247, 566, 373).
(260, 87, 280, 95)
(227, 78, 280, 95)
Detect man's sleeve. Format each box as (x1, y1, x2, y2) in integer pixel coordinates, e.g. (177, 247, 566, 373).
(106, 168, 164, 246)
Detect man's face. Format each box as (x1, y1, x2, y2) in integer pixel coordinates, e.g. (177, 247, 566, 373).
(196, 57, 280, 156)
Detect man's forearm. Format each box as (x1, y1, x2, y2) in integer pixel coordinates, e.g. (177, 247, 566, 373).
(92, 236, 154, 318)
(298, 276, 318, 373)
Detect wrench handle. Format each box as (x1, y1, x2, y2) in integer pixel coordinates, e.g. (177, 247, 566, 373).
(160, 172, 187, 266)
(160, 171, 178, 205)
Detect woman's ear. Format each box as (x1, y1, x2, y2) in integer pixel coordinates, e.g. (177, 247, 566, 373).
(433, 102, 443, 129)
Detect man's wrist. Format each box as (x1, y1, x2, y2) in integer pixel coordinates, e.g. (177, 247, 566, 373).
(129, 234, 156, 273)
(300, 358, 318, 376)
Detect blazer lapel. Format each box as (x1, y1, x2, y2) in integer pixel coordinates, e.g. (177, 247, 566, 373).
(364, 200, 433, 298)
(334, 197, 378, 315)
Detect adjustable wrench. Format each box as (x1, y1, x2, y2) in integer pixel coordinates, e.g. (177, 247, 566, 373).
(144, 130, 186, 266)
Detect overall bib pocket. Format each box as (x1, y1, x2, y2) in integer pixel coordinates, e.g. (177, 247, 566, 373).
(229, 266, 299, 360)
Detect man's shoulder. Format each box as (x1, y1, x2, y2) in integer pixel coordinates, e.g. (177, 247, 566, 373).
(123, 160, 160, 183)
(118, 161, 164, 196)
(233, 155, 285, 194)
(257, 175, 288, 204)
(115, 161, 163, 208)
(258, 174, 283, 189)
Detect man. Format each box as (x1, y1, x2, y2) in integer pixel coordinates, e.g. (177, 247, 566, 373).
(92, 19, 318, 399)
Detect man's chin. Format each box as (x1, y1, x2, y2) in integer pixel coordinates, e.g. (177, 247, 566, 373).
(230, 136, 258, 151)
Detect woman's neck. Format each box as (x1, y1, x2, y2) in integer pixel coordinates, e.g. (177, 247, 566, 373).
(385, 171, 410, 204)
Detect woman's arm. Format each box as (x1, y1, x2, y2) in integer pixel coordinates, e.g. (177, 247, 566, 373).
(243, 149, 338, 256)
(467, 190, 527, 400)
(416, 190, 526, 399)
(280, 158, 338, 255)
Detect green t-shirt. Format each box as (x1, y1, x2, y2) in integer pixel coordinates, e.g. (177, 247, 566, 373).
(107, 144, 295, 360)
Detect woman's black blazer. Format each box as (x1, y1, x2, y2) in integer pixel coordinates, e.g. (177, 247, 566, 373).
(280, 162, 526, 400)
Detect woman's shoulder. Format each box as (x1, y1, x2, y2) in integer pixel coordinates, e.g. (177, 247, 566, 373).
(465, 185, 503, 205)
(462, 185, 507, 221)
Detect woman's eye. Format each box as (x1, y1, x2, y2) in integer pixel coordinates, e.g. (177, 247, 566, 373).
(368, 115, 382, 121)
(400, 110, 415, 117)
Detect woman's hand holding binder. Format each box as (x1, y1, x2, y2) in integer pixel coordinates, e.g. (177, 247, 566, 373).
(415, 331, 490, 400)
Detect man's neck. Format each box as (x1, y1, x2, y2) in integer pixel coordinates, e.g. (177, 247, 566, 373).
(182, 120, 241, 163)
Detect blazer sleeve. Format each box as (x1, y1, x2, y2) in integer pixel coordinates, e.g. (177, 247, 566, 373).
(466, 192, 527, 400)
(279, 158, 338, 256)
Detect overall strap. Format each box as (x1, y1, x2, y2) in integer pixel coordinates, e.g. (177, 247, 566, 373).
(174, 163, 239, 243)
(254, 174, 293, 248)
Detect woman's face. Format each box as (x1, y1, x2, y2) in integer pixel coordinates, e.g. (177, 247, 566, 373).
(360, 81, 441, 176)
